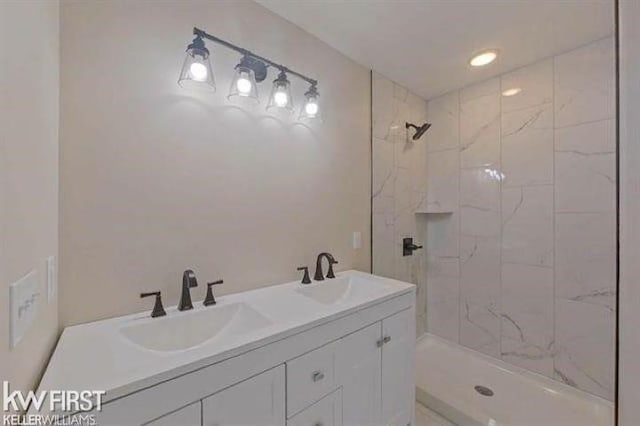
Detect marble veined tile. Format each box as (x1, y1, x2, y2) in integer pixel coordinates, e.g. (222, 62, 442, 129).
(460, 168, 500, 238)
(396, 135, 428, 194)
(395, 167, 426, 220)
(372, 72, 395, 140)
(372, 72, 409, 143)
(501, 263, 554, 377)
(426, 212, 459, 259)
(554, 299, 615, 400)
(460, 235, 500, 306)
(460, 77, 500, 102)
(427, 257, 460, 342)
(555, 212, 616, 311)
(426, 148, 459, 213)
(502, 185, 553, 267)
(460, 79, 500, 169)
(373, 211, 395, 279)
(501, 103, 553, 187)
(372, 137, 395, 211)
(554, 37, 615, 128)
(501, 58, 553, 113)
(555, 119, 616, 213)
(426, 92, 459, 153)
(459, 297, 501, 358)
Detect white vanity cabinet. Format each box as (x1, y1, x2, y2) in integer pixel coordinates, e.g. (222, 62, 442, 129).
(381, 309, 414, 426)
(50, 272, 415, 426)
(145, 402, 201, 426)
(202, 366, 285, 426)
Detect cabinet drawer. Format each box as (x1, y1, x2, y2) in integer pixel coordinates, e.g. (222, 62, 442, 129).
(287, 389, 342, 426)
(286, 341, 337, 416)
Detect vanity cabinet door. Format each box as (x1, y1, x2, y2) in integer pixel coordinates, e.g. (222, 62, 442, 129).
(145, 402, 201, 426)
(202, 365, 285, 426)
(335, 322, 382, 426)
(381, 309, 414, 426)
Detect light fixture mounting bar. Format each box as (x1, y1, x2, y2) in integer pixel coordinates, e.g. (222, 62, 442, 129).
(193, 27, 318, 86)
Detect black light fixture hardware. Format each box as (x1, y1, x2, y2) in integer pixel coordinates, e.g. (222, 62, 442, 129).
(180, 27, 320, 118)
(178, 34, 215, 91)
(191, 27, 318, 86)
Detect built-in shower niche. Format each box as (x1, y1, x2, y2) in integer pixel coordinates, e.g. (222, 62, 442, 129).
(419, 212, 460, 343)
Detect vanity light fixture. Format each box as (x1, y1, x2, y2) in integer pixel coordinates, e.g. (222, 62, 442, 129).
(502, 87, 522, 97)
(299, 84, 320, 120)
(267, 71, 294, 111)
(469, 49, 498, 67)
(178, 34, 215, 91)
(228, 56, 260, 103)
(179, 27, 319, 117)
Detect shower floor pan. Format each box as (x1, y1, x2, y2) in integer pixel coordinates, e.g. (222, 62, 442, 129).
(415, 334, 614, 426)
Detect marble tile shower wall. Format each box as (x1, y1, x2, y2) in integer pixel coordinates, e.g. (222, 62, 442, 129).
(372, 72, 429, 335)
(424, 37, 616, 400)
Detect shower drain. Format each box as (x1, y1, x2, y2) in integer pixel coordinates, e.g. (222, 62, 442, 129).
(474, 385, 494, 397)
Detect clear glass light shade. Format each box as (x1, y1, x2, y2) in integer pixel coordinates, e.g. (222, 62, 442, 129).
(267, 74, 294, 112)
(299, 87, 320, 121)
(178, 45, 215, 91)
(228, 65, 259, 103)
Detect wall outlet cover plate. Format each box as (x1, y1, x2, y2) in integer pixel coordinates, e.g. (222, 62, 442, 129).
(9, 270, 40, 348)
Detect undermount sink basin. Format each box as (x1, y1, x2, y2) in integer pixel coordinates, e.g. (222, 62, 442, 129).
(295, 276, 391, 306)
(120, 302, 272, 352)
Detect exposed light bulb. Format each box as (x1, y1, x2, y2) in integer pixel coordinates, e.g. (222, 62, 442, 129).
(189, 62, 208, 81)
(274, 91, 288, 107)
(236, 74, 252, 95)
(305, 102, 318, 116)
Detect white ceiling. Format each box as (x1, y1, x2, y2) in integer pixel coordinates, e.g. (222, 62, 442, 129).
(256, 0, 614, 100)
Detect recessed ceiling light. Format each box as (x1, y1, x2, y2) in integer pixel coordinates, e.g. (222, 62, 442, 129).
(502, 87, 522, 97)
(469, 50, 498, 67)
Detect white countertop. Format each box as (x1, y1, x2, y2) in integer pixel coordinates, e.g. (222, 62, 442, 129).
(37, 270, 414, 403)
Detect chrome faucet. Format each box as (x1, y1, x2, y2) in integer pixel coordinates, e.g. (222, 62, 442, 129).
(178, 269, 198, 311)
(314, 252, 338, 281)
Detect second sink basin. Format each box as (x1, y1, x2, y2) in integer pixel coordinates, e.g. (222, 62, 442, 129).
(120, 302, 272, 352)
(295, 275, 392, 306)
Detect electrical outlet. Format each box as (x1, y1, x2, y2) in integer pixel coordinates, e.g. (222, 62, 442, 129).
(10, 270, 40, 348)
(47, 256, 56, 303)
(353, 231, 362, 249)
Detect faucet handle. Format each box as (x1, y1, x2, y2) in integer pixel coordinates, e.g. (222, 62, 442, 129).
(204, 280, 224, 306)
(326, 258, 338, 279)
(297, 266, 312, 284)
(140, 291, 166, 318)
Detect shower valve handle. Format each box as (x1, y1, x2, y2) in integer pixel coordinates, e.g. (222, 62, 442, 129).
(402, 237, 423, 256)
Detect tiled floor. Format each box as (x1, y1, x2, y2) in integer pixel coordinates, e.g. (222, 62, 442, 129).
(415, 402, 456, 426)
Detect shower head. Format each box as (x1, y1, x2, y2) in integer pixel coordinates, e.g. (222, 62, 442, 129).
(405, 122, 432, 140)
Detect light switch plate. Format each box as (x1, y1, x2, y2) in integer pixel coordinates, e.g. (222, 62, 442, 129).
(353, 231, 362, 249)
(47, 256, 56, 303)
(10, 270, 40, 348)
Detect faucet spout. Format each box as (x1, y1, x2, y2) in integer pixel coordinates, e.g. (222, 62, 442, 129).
(178, 269, 198, 311)
(314, 252, 338, 281)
